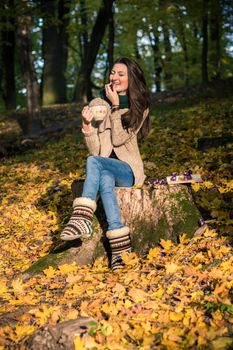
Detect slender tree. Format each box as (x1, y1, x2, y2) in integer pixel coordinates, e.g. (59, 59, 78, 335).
(177, 7, 190, 85)
(148, 25, 162, 92)
(103, 2, 115, 85)
(41, 0, 70, 105)
(73, 0, 114, 103)
(17, 0, 42, 135)
(201, 0, 209, 84)
(0, 0, 16, 109)
(210, 0, 221, 79)
(107, 4, 115, 77)
(160, 0, 173, 89)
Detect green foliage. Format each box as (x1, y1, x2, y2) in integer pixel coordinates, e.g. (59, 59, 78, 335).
(1, 0, 233, 109)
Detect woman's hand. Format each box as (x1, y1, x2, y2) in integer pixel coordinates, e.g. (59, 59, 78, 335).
(82, 105, 93, 132)
(105, 83, 119, 106)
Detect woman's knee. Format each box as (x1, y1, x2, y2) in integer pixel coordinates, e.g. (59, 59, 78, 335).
(86, 155, 100, 170)
(99, 170, 115, 192)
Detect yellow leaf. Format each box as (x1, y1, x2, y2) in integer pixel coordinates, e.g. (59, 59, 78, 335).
(124, 299, 132, 308)
(12, 279, 25, 296)
(192, 183, 201, 192)
(142, 335, 156, 347)
(14, 324, 36, 341)
(203, 181, 214, 189)
(30, 305, 54, 326)
(121, 252, 139, 266)
(165, 262, 180, 274)
(218, 187, 227, 194)
(100, 320, 113, 336)
(147, 247, 161, 262)
(128, 288, 148, 303)
(211, 337, 233, 350)
(208, 268, 225, 280)
(179, 232, 189, 244)
(59, 262, 77, 274)
(160, 239, 173, 251)
(0, 280, 8, 295)
(43, 266, 57, 278)
(112, 283, 126, 297)
(101, 302, 119, 316)
(214, 282, 227, 296)
(74, 336, 86, 350)
(151, 285, 164, 299)
(204, 229, 218, 238)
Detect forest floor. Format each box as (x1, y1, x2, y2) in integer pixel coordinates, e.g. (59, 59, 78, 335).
(0, 80, 232, 349)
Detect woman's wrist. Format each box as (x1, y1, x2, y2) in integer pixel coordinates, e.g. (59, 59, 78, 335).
(82, 122, 93, 132)
(111, 104, 120, 113)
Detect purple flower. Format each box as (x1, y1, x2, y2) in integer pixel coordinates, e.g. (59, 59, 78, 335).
(199, 218, 205, 226)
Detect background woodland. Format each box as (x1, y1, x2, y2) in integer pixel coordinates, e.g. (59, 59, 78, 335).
(0, 1, 233, 349)
(0, 0, 232, 134)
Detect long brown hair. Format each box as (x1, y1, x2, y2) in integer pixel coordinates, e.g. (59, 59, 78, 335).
(112, 57, 151, 140)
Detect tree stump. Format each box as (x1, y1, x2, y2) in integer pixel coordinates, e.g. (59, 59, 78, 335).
(25, 180, 201, 274)
(71, 180, 201, 256)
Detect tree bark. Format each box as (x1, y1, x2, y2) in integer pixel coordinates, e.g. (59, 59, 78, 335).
(159, 0, 172, 90)
(0, 0, 16, 110)
(177, 10, 190, 86)
(41, 0, 70, 105)
(107, 5, 114, 75)
(17, 0, 43, 135)
(210, 0, 221, 79)
(148, 25, 162, 92)
(103, 4, 115, 86)
(26, 317, 97, 350)
(201, 0, 209, 85)
(73, 0, 114, 103)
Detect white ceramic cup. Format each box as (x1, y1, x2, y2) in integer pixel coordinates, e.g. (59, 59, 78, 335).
(89, 105, 108, 121)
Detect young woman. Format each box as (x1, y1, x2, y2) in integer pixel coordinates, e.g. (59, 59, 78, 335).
(60, 57, 150, 271)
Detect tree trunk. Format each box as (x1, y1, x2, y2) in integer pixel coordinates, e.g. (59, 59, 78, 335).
(162, 21, 172, 90)
(73, 0, 114, 103)
(148, 26, 162, 92)
(159, 0, 172, 90)
(103, 4, 115, 86)
(201, 0, 209, 85)
(210, 0, 221, 79)
(107, 5, 114, 75)
(41, 0, 70, 105)
(25, 182, 201, 275)
(0, 0, 16, 110)
(177, 14, 189, 86)
(17, 0, 43, 136)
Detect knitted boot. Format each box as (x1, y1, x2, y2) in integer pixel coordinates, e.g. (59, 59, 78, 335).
(60, 197, 96, 241)
(106, 226, 132, 271)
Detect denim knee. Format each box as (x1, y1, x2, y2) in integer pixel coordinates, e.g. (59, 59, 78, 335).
(99, 170, 115, 194)
(86, 155, 98, 168)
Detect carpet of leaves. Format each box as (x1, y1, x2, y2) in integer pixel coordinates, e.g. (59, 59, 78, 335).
(0, 96, 232, 349)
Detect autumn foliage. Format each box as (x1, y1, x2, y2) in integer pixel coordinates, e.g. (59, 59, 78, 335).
(0, 96, 232, 349)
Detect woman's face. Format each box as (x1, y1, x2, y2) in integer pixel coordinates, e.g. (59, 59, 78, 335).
(109, 63, 128, 95)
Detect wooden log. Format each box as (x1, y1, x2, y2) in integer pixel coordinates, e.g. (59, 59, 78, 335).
(25, 317, 97, 350)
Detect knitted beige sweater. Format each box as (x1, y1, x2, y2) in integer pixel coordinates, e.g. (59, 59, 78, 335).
(82, 108, 149, 186)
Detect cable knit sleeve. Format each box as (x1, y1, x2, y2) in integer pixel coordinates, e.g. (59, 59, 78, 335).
(82, 127, 100, 155)
(110, 108, 149, 147)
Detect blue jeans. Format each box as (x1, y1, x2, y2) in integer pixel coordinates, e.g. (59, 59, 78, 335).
(82, 156, 134, 230)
